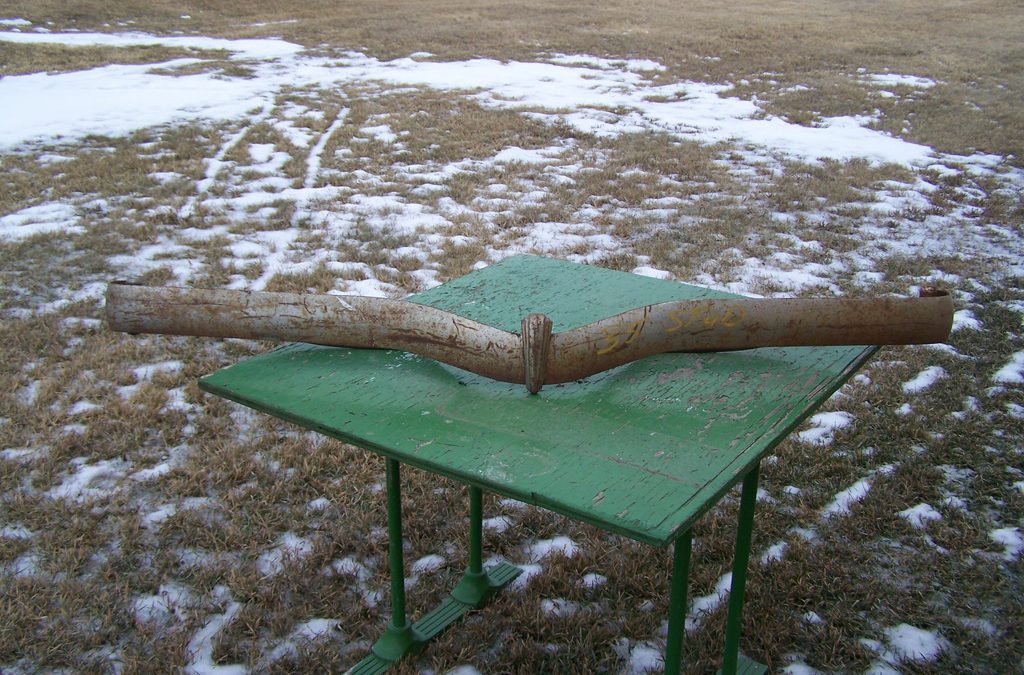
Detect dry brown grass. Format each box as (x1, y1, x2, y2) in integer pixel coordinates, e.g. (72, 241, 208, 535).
(0, 40, 226, 76)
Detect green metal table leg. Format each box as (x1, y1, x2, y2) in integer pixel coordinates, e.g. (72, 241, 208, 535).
(352, 481, 520, 674)
(451, 485, 520, 607)
(370, 459, 425, 662)
(719, 465, 768, 675)
(469, 485, 483, 573)
(664, 529, 693, 675)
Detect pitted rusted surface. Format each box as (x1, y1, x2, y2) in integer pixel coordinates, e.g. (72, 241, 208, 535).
(106, 281, 952, 392)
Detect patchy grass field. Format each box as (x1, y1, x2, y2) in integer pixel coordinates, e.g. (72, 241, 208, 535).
(1, 1, 1022, 673)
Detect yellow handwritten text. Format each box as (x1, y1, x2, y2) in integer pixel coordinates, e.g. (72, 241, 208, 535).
(664, 304, 746, 333)
(595, 318, 647, 355)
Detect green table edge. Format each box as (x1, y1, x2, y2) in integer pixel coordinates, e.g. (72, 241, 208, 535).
(198, 345, 876, 547)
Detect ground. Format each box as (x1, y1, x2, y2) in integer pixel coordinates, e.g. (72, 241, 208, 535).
(0, 1, 1022, 673)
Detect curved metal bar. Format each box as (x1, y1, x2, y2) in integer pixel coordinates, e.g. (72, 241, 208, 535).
(105, 281, 953, 392)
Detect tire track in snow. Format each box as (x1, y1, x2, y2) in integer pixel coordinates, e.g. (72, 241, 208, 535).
(304, 107, 349, 188)
(180, 102, 272, 219)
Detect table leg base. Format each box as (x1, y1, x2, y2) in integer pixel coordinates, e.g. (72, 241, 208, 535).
(716, 654, 768, 675)
(350, 562, 521, 673)
(371, 622, 425, 662)
(451, 561, 521, 608)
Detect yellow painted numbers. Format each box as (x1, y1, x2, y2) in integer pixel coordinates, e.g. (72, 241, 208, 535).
(595, 318, 646, 355)
(665, 304, 745, 333)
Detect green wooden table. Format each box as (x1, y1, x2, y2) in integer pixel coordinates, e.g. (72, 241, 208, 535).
(199, 255, 875, 674)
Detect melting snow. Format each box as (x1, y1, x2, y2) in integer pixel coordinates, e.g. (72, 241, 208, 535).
(761, 541, 788, 564)
(0, 446, 44, 463)
(0, 524, 34, 539)
(266, 618, 339, 663)
(0, 203, 82, 241)
(133, 583, 194, 626)
(989, 527, 1023, 561)
(410, 554, 445, 574)
(822, 477, 874, 519)
(622, 643, 663, 674)
(445, 667, 484, 675)
(491, 145, 564, 164)
(256, 533, 314, 576)
(951, 310, 981, 331)
(511, 562, 543, 590)
(862, 73, 937, 89)
(898, 503, 943, 529)
(540, 598, 580, 617)
(48, 457, 129, 502)
(992, 351, 1024, 384)
(132, 360, 184, 381)
(482, 515, 513, 533)
(902, 366, 948, 394)
(686, 572, 732, 632)
(526, 536, 579, 561)
(184, 588, 245, 675)
(0, 31, 940, 165)
(306, 497, 331, 511)
(797, 411, 854, 446)
(881, 623, 950, 663)
(3, 552, 42, 578)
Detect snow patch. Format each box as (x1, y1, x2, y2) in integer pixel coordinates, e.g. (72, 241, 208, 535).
(862, 73, 937, 89)
(686, 572, 732, 632)
(898, 503, 943, 529)
(133, 360, 183, 381)
(410, 554, 445, 574)
(526, 536, 579, 561)
(48, 457, 129, 502)
(266, 618, 339, 664)
(797, 411, 854, 446)
(951, 309, 981, 331)
(622, 643, 663, 674)
(882, 623, 949, 663)
(184, 587, 245, 675)
(992, 351, 1024, 384)
(306, 497, 331, 511)
(482, 515, 513, 533)
(491, 145, 563, 164)
(511, 562, 544, 591)
(540, 598, 580, 618)
(445, 667, 484, 675)
(0, 524, 34, 539)
(256, 533, 314, 576)
(133, 583, 194, 627)
(989, 527, 1023, 561)
(0, 203, 82, 241)
(821, 477, 874, 519)
(902, 366, 947, 394)
(760, 541, 787, 565)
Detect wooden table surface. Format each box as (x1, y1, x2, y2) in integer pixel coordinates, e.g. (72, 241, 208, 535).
(200, 255, 875, 546)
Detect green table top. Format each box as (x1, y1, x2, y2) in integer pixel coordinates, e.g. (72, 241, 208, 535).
(199, 255, 874, 546)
